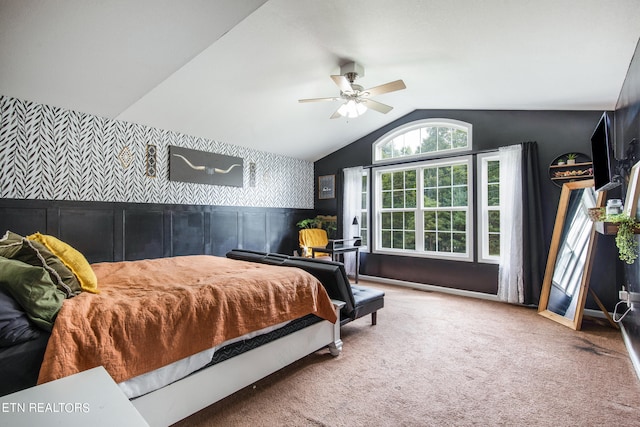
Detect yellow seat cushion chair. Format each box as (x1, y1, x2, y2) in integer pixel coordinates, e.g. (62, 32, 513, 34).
(299, 229, 331, 259)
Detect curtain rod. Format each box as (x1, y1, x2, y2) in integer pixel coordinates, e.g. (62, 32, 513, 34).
(360, 147, 501, 170)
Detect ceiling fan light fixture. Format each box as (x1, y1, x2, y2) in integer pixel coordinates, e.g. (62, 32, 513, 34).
(338, 100, 367, 118)
(299, 62, 405, 119)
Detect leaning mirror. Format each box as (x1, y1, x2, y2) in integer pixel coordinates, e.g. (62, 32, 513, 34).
(538, 179, 605, 330)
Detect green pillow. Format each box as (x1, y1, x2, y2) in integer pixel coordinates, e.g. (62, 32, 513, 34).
(0, 257, 65, 331)
(0, 231, 80, 297)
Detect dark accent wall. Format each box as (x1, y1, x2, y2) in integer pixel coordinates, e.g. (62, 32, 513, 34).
(315, 109, 619, 309)
(616, 38, 640, 365)
(0, 199, 313, 263)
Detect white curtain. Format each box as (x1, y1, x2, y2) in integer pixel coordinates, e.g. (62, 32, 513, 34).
(343, 166, 363, 276)
(497, 144, 524, 303)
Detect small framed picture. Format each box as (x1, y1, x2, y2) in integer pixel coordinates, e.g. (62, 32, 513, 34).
(318, 174, 335, 199)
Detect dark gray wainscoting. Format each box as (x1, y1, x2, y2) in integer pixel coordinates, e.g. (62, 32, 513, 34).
(0, 199, 313, 263)
(615, 37, 640, 373)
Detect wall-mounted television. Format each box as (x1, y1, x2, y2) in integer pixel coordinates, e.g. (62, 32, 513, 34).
(590, 111, 620, 192)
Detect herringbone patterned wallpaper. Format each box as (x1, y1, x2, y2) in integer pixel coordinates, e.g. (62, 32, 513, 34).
(0, 95, 314, 208)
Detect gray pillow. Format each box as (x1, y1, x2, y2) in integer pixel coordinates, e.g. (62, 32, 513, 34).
(0, 288, 41, 347)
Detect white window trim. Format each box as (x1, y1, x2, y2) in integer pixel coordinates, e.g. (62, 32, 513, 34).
(372, 155, 474, 262)
(372, 118, 473, 164)
(359, 170, 369, 252)
(477, 152, 500, 264)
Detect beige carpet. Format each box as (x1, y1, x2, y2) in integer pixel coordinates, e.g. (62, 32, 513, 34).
(173, 282, 640, 427)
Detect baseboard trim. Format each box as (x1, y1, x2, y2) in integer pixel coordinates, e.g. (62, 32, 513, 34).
(358, 275, 611, 320)
(359, 275, 500, 302)
(620, 323, 640, 381)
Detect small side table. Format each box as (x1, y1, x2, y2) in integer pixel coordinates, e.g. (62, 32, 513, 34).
(0, 366, 149, 427)
(311, 244, 360, 283)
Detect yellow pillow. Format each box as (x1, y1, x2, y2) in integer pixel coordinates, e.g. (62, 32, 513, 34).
(27, 233, 99, 294)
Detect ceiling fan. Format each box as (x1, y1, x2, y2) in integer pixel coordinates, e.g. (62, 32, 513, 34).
(298, 62, 406, 119)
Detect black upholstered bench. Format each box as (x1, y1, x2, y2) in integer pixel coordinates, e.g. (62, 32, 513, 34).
(350, 284, 384, 326)
(226, 249, 384, 326)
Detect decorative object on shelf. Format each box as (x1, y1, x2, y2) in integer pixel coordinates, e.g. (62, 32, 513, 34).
(606, 198, 623, 215)
(548, 152, 593, 187)
(553, 169, 591, 178)
(595, 160, 640, 264)
(605, 213, 639, 264)
(168, 145, 243, 187)
(587, 207, 605, 222)
(318, 174, 335, 199)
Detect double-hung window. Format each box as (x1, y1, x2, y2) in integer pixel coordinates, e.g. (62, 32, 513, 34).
(378, 167, 417, 251)
(359, 171, 369, 248)
(477, 153, 501, 263)
(374, 156, 473, 261)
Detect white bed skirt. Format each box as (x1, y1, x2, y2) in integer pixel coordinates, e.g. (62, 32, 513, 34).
(131, 301, 344, 427)
(119, 319, 293, 399)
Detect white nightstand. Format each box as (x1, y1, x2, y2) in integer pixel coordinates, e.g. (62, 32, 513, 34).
(0, 366, 149, 427)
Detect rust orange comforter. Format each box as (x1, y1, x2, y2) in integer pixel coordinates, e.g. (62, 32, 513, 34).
(37, 255, 337, 385)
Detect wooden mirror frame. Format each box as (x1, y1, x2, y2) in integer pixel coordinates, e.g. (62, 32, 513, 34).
(538, 179, 605, 330)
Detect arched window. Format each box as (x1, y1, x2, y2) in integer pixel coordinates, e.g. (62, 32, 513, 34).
(371, 118, 474, 261)
(373, 119, 472, 163)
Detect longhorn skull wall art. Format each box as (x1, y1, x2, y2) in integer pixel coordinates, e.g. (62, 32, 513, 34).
(169, 145, 243, 187)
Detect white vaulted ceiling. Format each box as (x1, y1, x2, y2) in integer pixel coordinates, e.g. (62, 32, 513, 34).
(1, 0, 639, 162)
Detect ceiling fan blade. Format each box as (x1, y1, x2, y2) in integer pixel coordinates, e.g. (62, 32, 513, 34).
(363, 79, 406, 97)
(362, 99, 393, 114)
(298, 96, 340, 103)
(331, 75, 353, 93)
(329, 105, 344, 119)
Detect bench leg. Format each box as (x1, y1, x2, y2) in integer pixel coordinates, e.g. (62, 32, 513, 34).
(371, 311, 377, 326)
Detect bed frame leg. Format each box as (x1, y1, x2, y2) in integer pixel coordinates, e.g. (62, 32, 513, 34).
(329, 300, 345, 356)
(329, 339, 343, 356)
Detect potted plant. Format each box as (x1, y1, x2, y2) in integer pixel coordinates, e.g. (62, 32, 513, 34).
(605, 213, 640, 264)
(557, 157, 566, 166)
(566, 153, 578, 165)
(297, 215, 338, 238)
(297, 217, 321, 229)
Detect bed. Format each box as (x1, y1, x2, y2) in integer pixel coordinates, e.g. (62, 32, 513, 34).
(0, 231, 343, 427)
